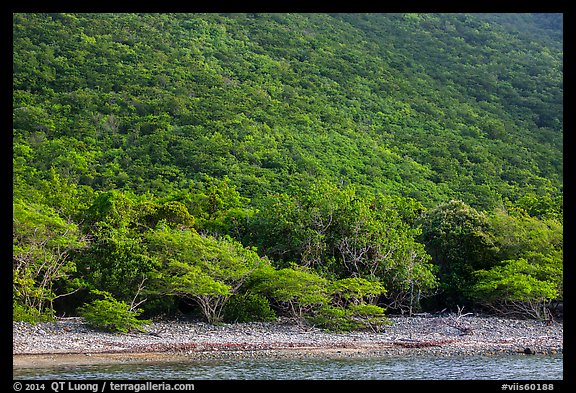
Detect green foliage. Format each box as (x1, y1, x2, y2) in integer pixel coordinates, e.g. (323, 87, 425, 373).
(309, 303, 390, 333)
(84, 190, 137, 230)
(13, 199, 86, 316)
(308, 305, 356, 332)
(13, 302, 54, 324)
(418, 200, 496, 308)
(186, 176, 255, 237)
(252, 264, 330, 321)
(469, 205, 563, 318)
(309, 279, 391, 332)
(488, 207, 562, 263)
(76, 190, 198, 306)
(250, 182, 437, 313)
(146, 228, 264, 323)
(78, 290, 150, 333)
(329, 277, 386, 307)
(13, 13, 562, 209)
(512, 193, 563, 222)
(12, 13, 562, 322)
(223, 292, 277, 323)
(469, 258, 559, 319)
(76, 224, 157, 303)
(348, 303, 391, 331)
(137, 200, 195, 230)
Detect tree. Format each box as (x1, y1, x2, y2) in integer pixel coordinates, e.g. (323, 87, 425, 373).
(513, 193, 563, 222)
(77, 191, 163, 304)
(186, 176, 255, 238)
(12, 13, 563, 321)
(470, 206, 563, 318)
(329, 277, 386, 307)
(135, 199, 195, 231)
(84, 190, 137, 230)
(13, 199, 87, 320)
(309, 277, 390, 332)
(249, 183, 437, 313)
(251, 263, 330, 322)
(469, 258, 559, 320)
(76, 224, 156, 303)
(418, 199, 496, 308)
(334, 195, 437, 314)
(146, 228, 264, 323)
(488, 206, 562, 263)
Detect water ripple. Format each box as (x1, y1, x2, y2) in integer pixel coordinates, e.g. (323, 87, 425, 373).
(14, 354, 563, 380)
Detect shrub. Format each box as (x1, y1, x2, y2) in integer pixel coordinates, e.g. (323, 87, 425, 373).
(309, 303, 390, 332)
(308, 305, 358, 332)
(78, 290, 150, 333)
(348, 303, 391, 332)
(13, 302, 54, 324)
(329, 277, 386, 307)
(223, 292, 277, 323)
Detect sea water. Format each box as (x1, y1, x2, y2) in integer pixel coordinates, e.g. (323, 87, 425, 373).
(13, 353, 563, 380)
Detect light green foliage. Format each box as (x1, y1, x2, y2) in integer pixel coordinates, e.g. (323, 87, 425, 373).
(348, 303, 390, 331)
(513, 193, 563, 222)
(310, 278, 390, 332)
(13, 302, 55, 324)
(468, 205, 563, 318)
(329, 277, 386, 307)
(186, 176, 255, 237)
(78, 290, 150, 333)
(488, 207, 562, 293)
(12, 13, 562, 208)
(470, 258, 559, 319)
(13, 199, 86, 319)
(310, 303, 390, 333)
(146, 228, 264, 323)
(489, 207, 562, 261)
(252, 264, 330, 321)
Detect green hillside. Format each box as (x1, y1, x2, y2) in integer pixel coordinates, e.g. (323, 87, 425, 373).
(13, 13, 562, 207)
(13, 13, 563, 325)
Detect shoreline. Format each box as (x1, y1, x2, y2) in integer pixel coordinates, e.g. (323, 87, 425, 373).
(13, 315, 563, 369)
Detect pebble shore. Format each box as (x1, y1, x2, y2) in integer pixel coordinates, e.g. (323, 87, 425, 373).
(13, 315, 563, 368)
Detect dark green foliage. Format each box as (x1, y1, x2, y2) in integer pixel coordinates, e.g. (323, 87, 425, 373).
(249, 182, 438, 313)
(418, 200, 497, 308)
(76, 191, 160, 303)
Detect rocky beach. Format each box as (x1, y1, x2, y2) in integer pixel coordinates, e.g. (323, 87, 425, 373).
(13, 314, 563, 369)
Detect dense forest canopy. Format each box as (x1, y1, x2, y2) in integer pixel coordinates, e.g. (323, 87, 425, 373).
(13, 13, 563, 328)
